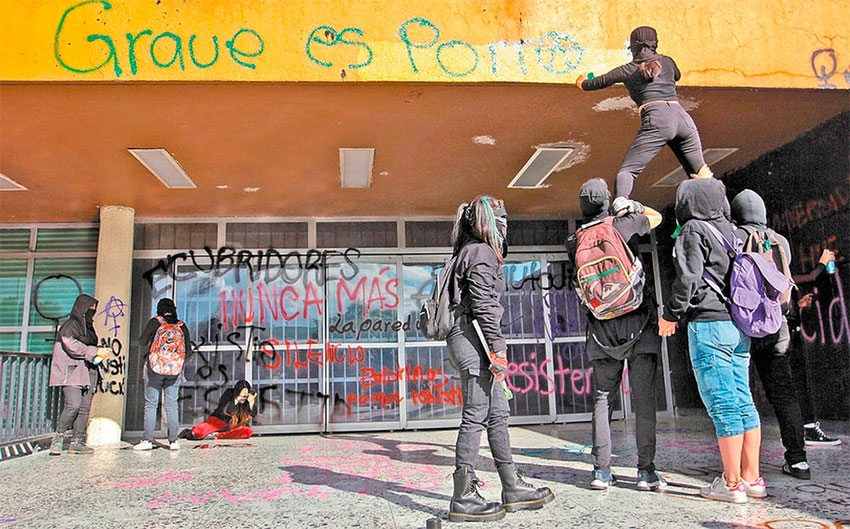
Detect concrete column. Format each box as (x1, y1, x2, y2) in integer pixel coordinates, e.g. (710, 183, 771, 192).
(88, 206, 135, 446)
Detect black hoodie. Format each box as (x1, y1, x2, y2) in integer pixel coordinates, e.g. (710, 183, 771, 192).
(212, 380, 258, 424)
(730, 190, 792, 262)
(663, 179, 737, 323)
(566, 180, 655, 359)
(139, 298, 192, 357)
(580, 27, 680, 108)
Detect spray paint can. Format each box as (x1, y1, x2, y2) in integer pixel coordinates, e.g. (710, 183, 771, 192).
(426, 518, 442, 529)
(826, 259, 836, 274)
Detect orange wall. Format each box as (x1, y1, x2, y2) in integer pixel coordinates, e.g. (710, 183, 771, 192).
(1, 0, 848, 87)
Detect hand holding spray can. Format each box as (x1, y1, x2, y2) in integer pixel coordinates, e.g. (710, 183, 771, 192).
(472, 319, 514, 400)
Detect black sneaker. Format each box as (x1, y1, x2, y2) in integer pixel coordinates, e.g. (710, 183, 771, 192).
(804, 422, 841, 446)
(782, 461, 811, 480)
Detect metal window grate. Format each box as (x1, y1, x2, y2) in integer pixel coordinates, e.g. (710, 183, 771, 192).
(404, 221, 453, 248)
(134, 223, 217, 249)
(316, 221, 397, 248)
(35, 228, 98, 252)
(226, 222, 308, 249)
(0, 229, 31, 252)
(507, 220, 569, 246)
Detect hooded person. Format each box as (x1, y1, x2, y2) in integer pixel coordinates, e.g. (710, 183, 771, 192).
(49, 293, 105, 455)
(186, 379, 258, 440)
(659, 179, 765, 503)
(134, 298, 191, 451)
(566, 179, 666, 491)
(731, 190, 815, 479)
(576, 26, 713, 201)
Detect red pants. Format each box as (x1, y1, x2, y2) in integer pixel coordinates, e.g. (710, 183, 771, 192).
(190, 416, 253, 440)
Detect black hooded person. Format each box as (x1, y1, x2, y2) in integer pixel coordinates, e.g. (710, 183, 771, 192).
(576, 26, 714, 201)
(49, 293, 106, 455)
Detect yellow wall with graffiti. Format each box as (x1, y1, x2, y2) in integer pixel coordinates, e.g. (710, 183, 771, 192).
(0, 0, 847, 88)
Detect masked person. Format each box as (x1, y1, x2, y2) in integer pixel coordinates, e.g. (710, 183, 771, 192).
(186, 380, 257, 440)
(446, 196, 553, 523)
(566, 179, 666, 491)
(576, 26, 713, 200)
(659, 179, 763, 503)
(49, 294, 106, 455)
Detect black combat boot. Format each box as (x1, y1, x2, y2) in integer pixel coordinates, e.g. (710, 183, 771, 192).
(448, 467, 506, 523)
(498, 463, 555, 512)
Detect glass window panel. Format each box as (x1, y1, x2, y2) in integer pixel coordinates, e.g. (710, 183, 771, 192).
(29, 258, 96, 326)
(328, 262, 399, 344)
(401, 262, 442, 343)
(0, 228, 31, 252)
(35, 227, 98, 252)
(405, 345, 462, 422)
(27, 332, 55, 354)
(329, 347, 400, 424)
(505, 343, 551, 417)
(0, 332, 21, 352)
(0, 259, 27, 326)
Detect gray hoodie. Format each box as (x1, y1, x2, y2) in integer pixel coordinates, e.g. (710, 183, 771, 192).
(49, 294, 100, 387)
(663, 179, 737, 323)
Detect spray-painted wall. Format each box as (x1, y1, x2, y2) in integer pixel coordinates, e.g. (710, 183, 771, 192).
(1, 0, 847, 87)
(722, 112, 850, 420)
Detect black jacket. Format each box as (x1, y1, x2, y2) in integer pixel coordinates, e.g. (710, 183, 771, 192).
(212, 381, 258, 424)
(581, 54, 680, 107)
(449, 240, 506, 353)
(663, 179, 736, 323)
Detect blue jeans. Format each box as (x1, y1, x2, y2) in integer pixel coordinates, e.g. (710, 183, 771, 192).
(143, 366, 181, 443)
(688, 321, 760, 438)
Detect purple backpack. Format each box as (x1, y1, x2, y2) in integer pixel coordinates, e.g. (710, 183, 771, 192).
(700, 222, 789, 338)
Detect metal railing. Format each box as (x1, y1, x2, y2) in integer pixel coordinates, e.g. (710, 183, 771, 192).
(1, 352, 63, 445)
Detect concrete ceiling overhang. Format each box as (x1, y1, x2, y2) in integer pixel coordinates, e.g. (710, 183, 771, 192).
(0, 83, 847, 222)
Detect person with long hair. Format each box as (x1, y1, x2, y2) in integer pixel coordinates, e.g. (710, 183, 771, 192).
(186, 380, 257, 440)
(659, 179, 763, 503)
(49, 294, 105, 455)
(576, 26, 713, 200)
(446, 195, 553, 523)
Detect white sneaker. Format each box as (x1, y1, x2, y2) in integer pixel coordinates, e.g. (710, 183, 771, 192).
(741, 476, 767, 498)
(169, 441, 180, 451)
(133, 440, 153, 451)
(699, 474, 747, 503)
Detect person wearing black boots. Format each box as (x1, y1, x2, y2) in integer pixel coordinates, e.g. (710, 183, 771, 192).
(446, 196, 554, 523)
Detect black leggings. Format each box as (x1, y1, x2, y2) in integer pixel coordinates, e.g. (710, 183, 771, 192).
(57, 368, 98, 439)
(616, 102, 706, 198)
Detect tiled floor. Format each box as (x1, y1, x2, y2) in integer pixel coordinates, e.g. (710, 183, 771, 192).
(1, 416, 848, 528)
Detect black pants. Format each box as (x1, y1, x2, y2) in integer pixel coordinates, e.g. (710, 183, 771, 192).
(454, 368, 513, 471)
(615, 102, 706, 198)
(788, 332, 816, 424)
(590, 353, 659, 473)
(57, 367, 98, 440)
(751, 320, 807, 465)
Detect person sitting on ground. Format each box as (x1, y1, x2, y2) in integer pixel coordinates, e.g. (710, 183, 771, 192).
(185, 380, 257, 440)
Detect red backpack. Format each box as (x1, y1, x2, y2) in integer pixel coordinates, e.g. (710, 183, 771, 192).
(149, 316, 186, 375)
(574, 217, 645, 320)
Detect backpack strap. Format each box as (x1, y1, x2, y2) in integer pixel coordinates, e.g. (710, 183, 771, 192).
(698, 221, 734, 307)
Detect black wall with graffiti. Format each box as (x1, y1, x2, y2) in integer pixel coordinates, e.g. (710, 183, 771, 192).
(722, 111, 850, 420)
